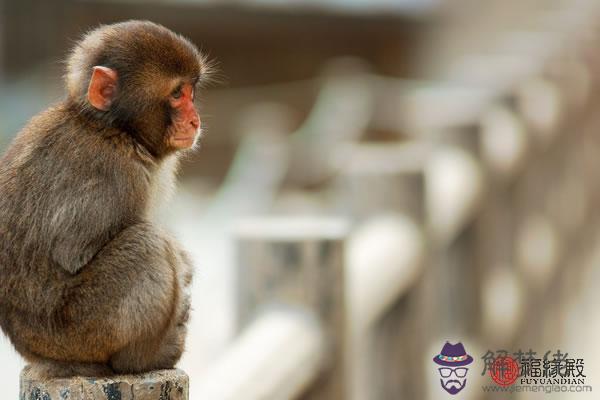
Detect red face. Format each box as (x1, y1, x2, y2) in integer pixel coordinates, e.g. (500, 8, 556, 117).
(167, 83, 201, 150)
(87, 66, 203, 154)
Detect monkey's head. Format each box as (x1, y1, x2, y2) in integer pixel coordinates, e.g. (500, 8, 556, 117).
(66, 20, 211, 157)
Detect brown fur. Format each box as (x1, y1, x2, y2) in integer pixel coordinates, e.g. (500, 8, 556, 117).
(0, 20, 206, 377)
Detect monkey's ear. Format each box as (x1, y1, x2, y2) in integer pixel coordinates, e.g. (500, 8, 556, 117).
(87, 66, 118, 111)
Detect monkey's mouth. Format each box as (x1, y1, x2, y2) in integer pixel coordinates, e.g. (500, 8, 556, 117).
(174, 135, 196, 142)
(172, 132, 199, 149)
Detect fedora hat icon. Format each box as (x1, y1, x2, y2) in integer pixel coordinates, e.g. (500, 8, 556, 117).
(433, 342, 474, 367)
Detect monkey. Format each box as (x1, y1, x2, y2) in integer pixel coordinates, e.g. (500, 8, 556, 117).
(0, 20, 211, 378)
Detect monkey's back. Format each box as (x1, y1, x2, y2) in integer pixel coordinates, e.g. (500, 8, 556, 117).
(0, 103, 152, 359)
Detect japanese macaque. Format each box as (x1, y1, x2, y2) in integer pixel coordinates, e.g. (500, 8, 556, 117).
(0, 20, 211, 378)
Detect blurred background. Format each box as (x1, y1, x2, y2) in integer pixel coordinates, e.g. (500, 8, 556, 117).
(2, 0, 600, 399)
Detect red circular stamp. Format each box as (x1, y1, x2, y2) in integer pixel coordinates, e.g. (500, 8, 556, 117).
(489, 356, 519, 386)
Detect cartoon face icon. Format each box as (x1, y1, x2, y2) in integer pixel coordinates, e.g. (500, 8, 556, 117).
(433, 342, 474, 395)
(438, 366, 469, 395)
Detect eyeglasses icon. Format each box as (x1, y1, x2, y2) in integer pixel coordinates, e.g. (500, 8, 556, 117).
(438, 367, 468, 378)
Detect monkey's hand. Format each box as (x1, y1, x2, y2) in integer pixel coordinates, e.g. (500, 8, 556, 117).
(175, 247, 194, 292)
(163, 237, 193, 323)
(173, 246, 193, 328)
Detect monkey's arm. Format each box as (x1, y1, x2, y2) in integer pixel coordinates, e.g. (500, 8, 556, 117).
(49, 188, 131, 274)
(34, 131, 148, 275)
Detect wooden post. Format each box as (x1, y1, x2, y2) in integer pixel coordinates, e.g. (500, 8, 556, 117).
(20, 368, 188, 400)
(234, 217, 349, 400)
(332, 141, 427, 400)
(426, 127, 485, 339)
(477, 102, 529, 347)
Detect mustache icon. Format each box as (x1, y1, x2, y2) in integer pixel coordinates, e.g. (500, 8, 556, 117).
(443, 379, 466, 389)
(441, 378, 467, 395)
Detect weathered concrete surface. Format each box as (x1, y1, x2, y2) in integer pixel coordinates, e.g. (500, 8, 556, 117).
(20, 367, 188, 400)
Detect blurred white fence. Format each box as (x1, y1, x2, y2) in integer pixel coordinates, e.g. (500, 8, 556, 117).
(193, 2, 600, 399)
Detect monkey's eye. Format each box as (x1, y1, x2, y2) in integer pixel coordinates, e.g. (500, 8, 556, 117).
(171, 86, 183, 99)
